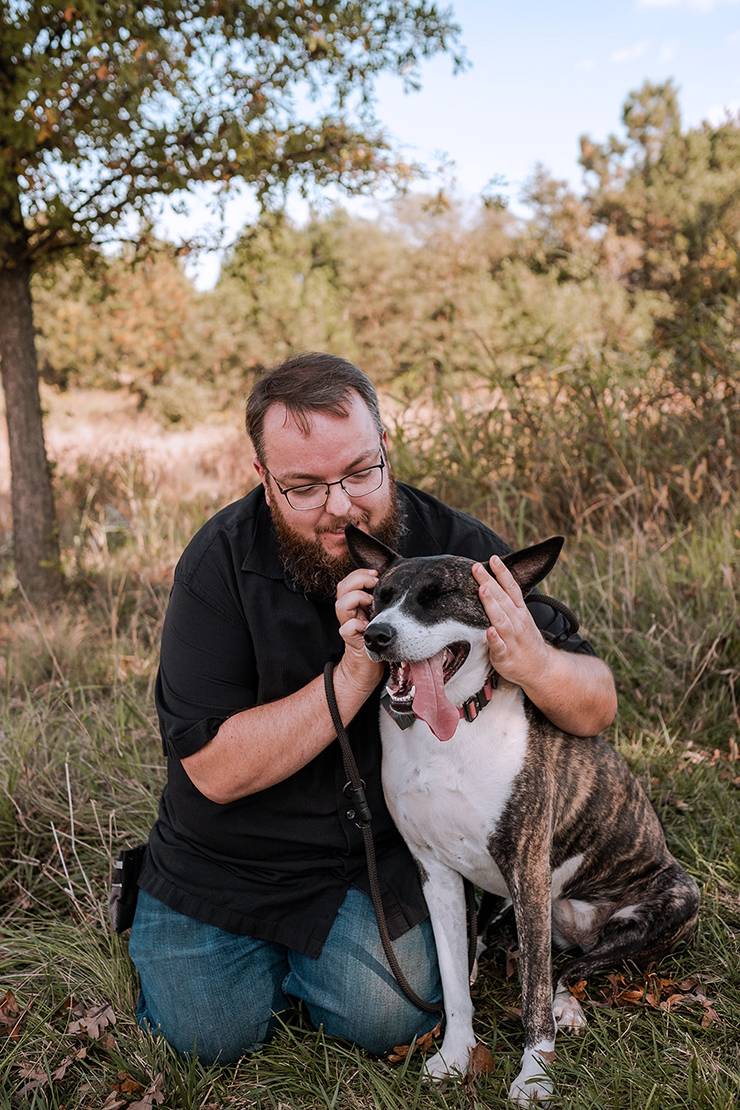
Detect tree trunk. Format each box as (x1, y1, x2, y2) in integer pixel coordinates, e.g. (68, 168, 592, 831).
(0, 185, 62, 603)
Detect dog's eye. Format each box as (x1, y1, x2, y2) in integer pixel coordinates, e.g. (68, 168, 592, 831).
(377, 586, 394, 605)
(418, 584, 450, 605)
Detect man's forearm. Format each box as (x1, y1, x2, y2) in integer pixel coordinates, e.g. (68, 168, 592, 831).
(181, 661, 378, 804)
(520, 648, 617, 737)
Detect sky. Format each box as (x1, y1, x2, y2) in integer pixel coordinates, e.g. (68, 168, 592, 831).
(157, 0, 740, 288)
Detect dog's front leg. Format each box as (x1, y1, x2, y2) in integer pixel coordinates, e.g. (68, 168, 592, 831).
(505, 864, 556, 1104)
(418, 858, 476, 1080)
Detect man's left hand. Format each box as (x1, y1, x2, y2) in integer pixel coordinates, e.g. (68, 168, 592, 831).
(471, 555, 548, 687)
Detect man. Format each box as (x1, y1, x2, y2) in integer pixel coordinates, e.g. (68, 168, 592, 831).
(129, 353, 617, 1064)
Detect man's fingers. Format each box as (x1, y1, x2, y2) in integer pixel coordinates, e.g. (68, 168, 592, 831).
(487, 554, 525, 607)
(337, 568, 379, 597)
(339, 616, 370, 644)
(336, 588, 375, 617)
(473, 571, 517, 629)
(472, 557, 524, 610)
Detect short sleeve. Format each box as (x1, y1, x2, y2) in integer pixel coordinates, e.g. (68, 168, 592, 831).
(155, 580, 257, 760)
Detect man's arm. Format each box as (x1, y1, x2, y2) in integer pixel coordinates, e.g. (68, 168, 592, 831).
(472, 555, 617, 737)
(182, 568, 382, 804)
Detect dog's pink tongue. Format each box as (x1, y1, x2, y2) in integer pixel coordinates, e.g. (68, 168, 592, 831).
(410, 651, 459, 742)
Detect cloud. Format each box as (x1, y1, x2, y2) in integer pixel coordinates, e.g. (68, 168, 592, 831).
(638, 0, 740, 11)
(611, 41, 649, 63)
(575, 58, 596, 71)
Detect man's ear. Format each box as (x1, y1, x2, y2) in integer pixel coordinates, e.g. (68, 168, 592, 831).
(254, 459, 272, 507)
(345, 524, 401, 573)
(502, 537, 564, 596)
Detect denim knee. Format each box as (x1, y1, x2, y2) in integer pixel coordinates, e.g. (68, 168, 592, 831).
(285, 888, 442, 1055)
(129, 889, 291, 1064)
(134, 984, 281, 1064)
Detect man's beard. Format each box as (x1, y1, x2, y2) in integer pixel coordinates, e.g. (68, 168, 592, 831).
(269, 471, 403, 600)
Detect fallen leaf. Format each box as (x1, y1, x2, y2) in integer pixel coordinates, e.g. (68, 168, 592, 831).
(505, 946, 520, 979)
(386, 1021, 441, 1063)
(0, 990, 22, 1039)
(465, 1041, 495, 1080)
(660, 992, 690, 1011)
(51, 1055, 73, 1082)
(67, 1002, 116, 1040)
(100, 1096, 128, 1110)
(117, 1075, 145, 1094)
(568, 979, 587, 1000)
(597, 969, 720, 1027)
(17, 1066, 47, 1097)
(52, 1045, 87, 1080)
(616, 987, 646, 1006)
(129, 1072, 166, 1109)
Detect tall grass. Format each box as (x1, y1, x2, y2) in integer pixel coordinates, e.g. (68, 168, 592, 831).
(1, 404, 737, 1107)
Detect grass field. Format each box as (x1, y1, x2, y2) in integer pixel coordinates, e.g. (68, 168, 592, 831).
(1, 417, 738, 1108)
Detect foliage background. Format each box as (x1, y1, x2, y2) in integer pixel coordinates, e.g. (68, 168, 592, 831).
(0, 78, 738, 1108)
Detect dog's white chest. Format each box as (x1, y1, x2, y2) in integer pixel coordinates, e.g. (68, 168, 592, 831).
(380, 684, 528, 894)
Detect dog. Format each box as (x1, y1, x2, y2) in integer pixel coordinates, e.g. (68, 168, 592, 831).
(345, 525, 700, 1104)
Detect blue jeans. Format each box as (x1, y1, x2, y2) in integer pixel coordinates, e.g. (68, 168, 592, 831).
(128, 887, 442, 1064)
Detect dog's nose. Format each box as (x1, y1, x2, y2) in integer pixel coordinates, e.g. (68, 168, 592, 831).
(364, 622, 397, 652)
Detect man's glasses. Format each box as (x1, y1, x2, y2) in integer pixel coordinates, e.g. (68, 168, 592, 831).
(269, 447, 386, 511)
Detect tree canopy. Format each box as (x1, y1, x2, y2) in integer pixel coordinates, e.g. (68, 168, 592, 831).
(1, 0, 462, 263)
(0, 0, 462, 600)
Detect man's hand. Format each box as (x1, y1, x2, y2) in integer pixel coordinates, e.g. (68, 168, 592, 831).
(335, 568, 384, 693)
(471, 553, 617, 736)
(472, 555, 548, 686)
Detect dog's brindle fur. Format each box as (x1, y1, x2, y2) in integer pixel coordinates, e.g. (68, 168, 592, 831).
(346, 526, 699, 1103)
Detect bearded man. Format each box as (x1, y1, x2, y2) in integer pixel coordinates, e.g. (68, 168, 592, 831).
(129, 353, 617, 1064)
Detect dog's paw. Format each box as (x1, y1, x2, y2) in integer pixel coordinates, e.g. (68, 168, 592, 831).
(552, 990, 587, 1034)
(508, 1074, 554, 1104)
(508, 1048, 555, 1104)
(423, 1040, 475, 1081)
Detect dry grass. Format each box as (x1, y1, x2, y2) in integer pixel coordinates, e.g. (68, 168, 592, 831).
(0, 390, 738, 1108)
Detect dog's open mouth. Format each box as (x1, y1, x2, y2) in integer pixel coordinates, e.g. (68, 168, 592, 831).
(385, 642, 469, 714)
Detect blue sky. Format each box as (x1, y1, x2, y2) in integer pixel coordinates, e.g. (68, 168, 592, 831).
(159, 0, 740, 287)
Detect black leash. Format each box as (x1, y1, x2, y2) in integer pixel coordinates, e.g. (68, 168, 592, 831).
(324, 662, 478, 1016)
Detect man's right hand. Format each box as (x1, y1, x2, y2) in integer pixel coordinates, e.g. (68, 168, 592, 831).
(335, 567, 384, 693)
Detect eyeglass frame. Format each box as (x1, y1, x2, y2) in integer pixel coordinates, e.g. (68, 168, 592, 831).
(266, 444, 386, 511)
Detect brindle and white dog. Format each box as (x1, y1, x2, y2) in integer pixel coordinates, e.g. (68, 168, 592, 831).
(346, 525, 699, 1104)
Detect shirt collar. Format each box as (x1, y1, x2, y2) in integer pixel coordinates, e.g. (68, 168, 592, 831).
(239, 486, 287, 582)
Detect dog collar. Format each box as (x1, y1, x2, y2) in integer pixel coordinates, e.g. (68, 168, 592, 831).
(380, 672, 497, 731)
(458, 673, 497, 722)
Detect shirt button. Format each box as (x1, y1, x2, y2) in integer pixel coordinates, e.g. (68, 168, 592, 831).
(346, 809, 356, 820)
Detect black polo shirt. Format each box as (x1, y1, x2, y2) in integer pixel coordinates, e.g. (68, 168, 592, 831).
(138, 482, 595, 957)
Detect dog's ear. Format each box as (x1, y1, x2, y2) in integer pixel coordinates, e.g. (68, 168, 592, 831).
(345, 524, 401, 574)
(502, 536, 564, 596)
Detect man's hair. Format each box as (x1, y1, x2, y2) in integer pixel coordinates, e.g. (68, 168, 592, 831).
(246, 352, 384, 463)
